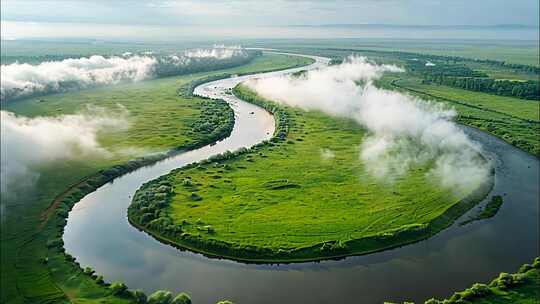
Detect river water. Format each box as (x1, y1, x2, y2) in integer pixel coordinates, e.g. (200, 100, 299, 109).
(64, 53, 539, 304)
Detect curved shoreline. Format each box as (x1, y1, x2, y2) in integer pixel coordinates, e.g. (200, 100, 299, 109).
(128, 85, 496, 264)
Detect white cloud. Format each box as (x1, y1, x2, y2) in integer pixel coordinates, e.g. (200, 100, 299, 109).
(1, 46, 249, 101)
(0, 106, 129, 196)
(247, 56, 489, 194)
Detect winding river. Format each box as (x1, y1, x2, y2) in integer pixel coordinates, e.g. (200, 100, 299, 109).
(64, 52, 539, 304)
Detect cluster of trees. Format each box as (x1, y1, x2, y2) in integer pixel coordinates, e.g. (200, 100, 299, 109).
(424, 75, 539, 100)
(129, 178, 179, 233)
(189, 99, 235, 139)
(424, 257, 540, 304)
(407, 60, 487, 77)
(407, 59, 540, 100)
(472, 59, 540, 74)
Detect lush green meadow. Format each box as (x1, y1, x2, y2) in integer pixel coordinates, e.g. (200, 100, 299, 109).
(0, 53, 312, 304)
(129, 85, 492, 262)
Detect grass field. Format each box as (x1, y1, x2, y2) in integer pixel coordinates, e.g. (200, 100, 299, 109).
(0, 53, 313, 304)
(352, 40, 540, 67)
(394, 77, 539, 121)
(248, 39, 540, 66)
(128, 85, 492, 262)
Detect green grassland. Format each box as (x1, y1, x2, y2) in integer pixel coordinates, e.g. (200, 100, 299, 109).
(0, 53, 313, 304)
(128, 85, 492, 262)
(394, 77, 539, 121)
(255, 39, 540, 66)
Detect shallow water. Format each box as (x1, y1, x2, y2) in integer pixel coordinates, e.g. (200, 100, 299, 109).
(64, 53, 539, 304)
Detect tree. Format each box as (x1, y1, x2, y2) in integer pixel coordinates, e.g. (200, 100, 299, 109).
(148, 290, 173, 304)
(171, 293, 192, 304)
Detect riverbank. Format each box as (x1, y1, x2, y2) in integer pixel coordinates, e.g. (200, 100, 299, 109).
(128, 84, 494, 263)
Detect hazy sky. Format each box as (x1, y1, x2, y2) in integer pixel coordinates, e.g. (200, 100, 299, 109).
(1, 0, 539, 40)
(2, 0, 539, 26)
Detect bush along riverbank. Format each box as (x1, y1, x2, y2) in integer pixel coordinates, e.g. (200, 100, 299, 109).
(127, 84, 495, 263)
(422, 257, 540, 304)
(44, 78, 235, 303)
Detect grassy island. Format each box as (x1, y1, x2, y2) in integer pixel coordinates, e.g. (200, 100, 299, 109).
(128, 84, 494, 262)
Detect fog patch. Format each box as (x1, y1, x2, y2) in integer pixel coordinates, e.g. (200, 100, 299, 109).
(0, 105, 129, 197)
(247, 56, 489, 193)
(1, 45, 251, 101)
(184, 44, 246, 59)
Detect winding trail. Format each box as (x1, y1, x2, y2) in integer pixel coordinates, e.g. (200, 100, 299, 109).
(63, 52, 538, 304)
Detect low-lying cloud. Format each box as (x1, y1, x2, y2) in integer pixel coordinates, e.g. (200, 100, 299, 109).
(247, 56, 489, 194)
(1, 45, 252, 101)
(0, 106, 128, 197)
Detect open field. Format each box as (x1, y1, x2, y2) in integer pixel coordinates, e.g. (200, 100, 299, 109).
(250, 39, 540, 66)
(0, 53, 312, 304)
(128, 85, 492, 262)
(395, 77, 539, 121)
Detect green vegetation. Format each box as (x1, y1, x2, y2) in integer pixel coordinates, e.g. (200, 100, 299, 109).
(128, 85, 493, 262)
(423, 257, 540, 304)
(460, 195, 504, 225)
(278, 46, 539, 156)
(1, 53, 312, 304)
(407, 59, 539, 100)
(266, 39, 539, 66)
(385, 76, 540, 156)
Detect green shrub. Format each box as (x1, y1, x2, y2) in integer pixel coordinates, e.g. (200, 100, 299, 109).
(109, 282, 128, 296)
(148, 290, 173, 304)
(171, 292, 192, 304)
(216, 301, 234, 304)
(46, 238, 63, 248)
(83, 267, 95, 275)
(532, 257, 540, 269)
(519, 263, 533, 273)
(461, 283, 491, 300)
(130, 289, 148, 304)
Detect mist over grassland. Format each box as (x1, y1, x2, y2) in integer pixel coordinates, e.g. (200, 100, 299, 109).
(0, 45, 256, 102)
(247, 56, 490, 194)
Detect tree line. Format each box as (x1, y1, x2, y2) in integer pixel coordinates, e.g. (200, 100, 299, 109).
(407, 60, 540, 100)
